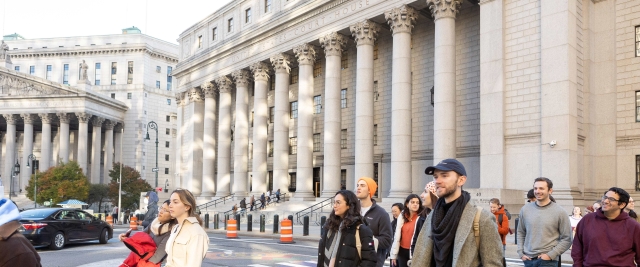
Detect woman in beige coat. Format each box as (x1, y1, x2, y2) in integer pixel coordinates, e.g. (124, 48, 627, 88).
(166, 189, 209, 267)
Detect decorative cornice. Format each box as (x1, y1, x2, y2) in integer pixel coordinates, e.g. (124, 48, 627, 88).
(231, 69, 251, 87)
(39, 113, 55, 124)
(385, 5, 418, 35)
(8, 45, 178, 63)
(426, 0, 462, 21)
(188, 88, 204, 102)
(91, 116, 105, 127)
(103, 120, 117, 130)
(349, 20, 381, 46)
(57, 113, 71, 123)
(21, 114, 35, 124)
(320, 32, 348, 57)
(201, 81, 217, 98)
(215, 76, 233, 93)
(0, 73, 76, 96)
(294, 43, 318, 65)
(3, 114, 18, 125)
(270, 53, 292, 74)
(250, 62, 271, 81)
(76, 112, 93, 123)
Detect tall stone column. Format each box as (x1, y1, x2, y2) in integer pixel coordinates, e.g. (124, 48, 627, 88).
(90, 116, 105, 184)
(232, 70, 251, 197)
(216, 76, 233, 196)
(270, 54, 292, 194)
(184, 88, 205, 195)
(174, 93, 185, 189)
(57, 113, 71, 163)
(385, 5, 417, 197)
(75, 112, 92, 176)
(39, 114, 54, 171)
(201, 82, 218, 197)
(293, 43, 317, 200)
(427, 0, 461, 164)
(3, 115, 17, 196)
(320, 33, 347, 197)
(350, 20, 380, 181)
(21, 114, 35, 191)
(250, 62, 270, 195)
(103, 120, 115, 183)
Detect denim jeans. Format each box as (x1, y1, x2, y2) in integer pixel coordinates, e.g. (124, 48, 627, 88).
(523, 258, 558, 267)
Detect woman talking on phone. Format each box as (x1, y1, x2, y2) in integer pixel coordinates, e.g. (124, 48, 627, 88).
(165, 189, 209, 267)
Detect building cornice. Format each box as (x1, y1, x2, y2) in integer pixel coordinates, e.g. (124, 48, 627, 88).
(7, 44, 178, 63)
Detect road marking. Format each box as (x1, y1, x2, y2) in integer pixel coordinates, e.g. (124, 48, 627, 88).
(209, 236, 317, 249)
(276, 263, 309, 267)
(208, 247, 234, 254)
(248, 265, 270, 267)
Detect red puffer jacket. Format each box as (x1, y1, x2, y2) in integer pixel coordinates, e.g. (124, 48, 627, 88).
(120, 232, 159, 267)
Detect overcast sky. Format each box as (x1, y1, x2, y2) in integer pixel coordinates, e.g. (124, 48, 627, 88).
(0, 0, 233, 44)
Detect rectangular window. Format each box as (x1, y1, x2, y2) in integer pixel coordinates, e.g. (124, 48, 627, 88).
(166, 115, 171, 122)
(289, 137, 297, 155)
(265, 0, 272, 12)
(270, 75, 275, 91)
(268, 140, 273, 157)
(198, 35, 202, 48)
(156, 81, 161, 89)
(341, 51, 348, 69)
(290, 101, 298, 119)
(127, 92, 132, 99)
(14, 66, 19, 72)
(314, 95, 322, 114)
(156, 66, 161, 73)
(165, 141, 170, 148)
(110, 93, 116, 99)
(374, 43, 379, 60)
(245, 8, 252, 23)
(228, 18, 234, 32)
(127, 61, 133, 84)
(111, 62, 117, 85)
(269, 106, 275, 123)
(45, 65, 52, 80)
(290, 67, 299, 84)
(167, 99, 171, 105)
(95, 63, 101, 85)
(29, 66, 35, 75)
(313, 133, 321, 152)
(636, 26, 640, 57)
(289, 172, 297, 192)
(341, 89, 347, 109)
(63, 64, 69, 85)
(373, 81, 379, 101)
(341, 129, 347, 149)
(166, 128, 171, 135)
(167, 66, 173, 90)
(313, 62, 322, 77)
(373, 124, 378, 146)
(212, 27, 218, 41)
(165, 154, 169, 161)
(341, 169, 347, 189)
(636, 91, 640, 122)
(165, 168, 169, 174)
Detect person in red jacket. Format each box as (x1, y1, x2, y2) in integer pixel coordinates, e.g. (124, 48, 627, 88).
(120, 231, 158, 267)
(490, 198, 510, 256)
(572, 187, 640, 267)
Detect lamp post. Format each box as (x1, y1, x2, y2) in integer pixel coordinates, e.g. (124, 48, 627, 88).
(26, 154, 36, 208)
(145, 121, 159, 188)
(118, 126, 123, 225)
(11, 160, 20, 200)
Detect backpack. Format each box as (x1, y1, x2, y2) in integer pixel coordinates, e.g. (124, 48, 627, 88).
(474, 206, 507, 267)
(497, 207, 511, 225)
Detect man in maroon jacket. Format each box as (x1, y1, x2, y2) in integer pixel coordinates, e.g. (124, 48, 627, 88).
(0, 198, 41, 267)
(572, 187, 640, 266)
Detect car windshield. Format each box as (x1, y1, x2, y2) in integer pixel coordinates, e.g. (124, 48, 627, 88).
(20, 209, 57, 220)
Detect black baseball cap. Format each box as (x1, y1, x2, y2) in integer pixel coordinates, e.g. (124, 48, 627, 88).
(424, 158, 467, 176)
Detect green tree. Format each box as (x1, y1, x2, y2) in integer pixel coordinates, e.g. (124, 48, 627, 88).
(25, 161, 89, 205)
(87, 184, 110, 213)
(107, 162, 152, 211)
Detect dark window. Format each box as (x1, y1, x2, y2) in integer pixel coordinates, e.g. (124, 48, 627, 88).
(166, 115, 171, 122)
(166, 128, 170, 135)
(289, 172, 297, 192)
(373, 124, 378, 146)
(268, 140, 273, 157)
(290, 101, 298, 119)
(165, 154, 169, 161)
(313, 133, 321, 152)
(341, 51, 348, 69)
(290, 67, 299, 84)
(373, 81, 379, 101)
(636, 91, 640, 122)
(637, 26, 640, 57)
(341, 89, 347, 108)
(127, 61, 133, 84)
(341, 129, 347, 149)
(270, 74, 275, 90)
(340, 170, 347, 189)
(165, 168, 169, 174)
(198, 35, 203, 48)
(212, 28, 218, 41)
(14, 66, 19, 72)
(313, 62, 322, 77)
(269, 107, 275, 123)
(245, 8, 252, 23)
(289, 137, 297, 155)
(127, 93, 132, 99)
(314, 95, 322, 114)
(374, 43, 379, 60)
(228, 18, 234, 32)
(165, 141, 170, 148)
(110, 93, 115, 99)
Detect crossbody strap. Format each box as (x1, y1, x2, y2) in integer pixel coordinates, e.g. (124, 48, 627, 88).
(473, 206, 482, 247)
(356, 225, 362, 259)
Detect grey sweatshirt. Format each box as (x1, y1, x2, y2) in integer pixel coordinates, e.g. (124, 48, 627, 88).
(517, 201, 572, 260)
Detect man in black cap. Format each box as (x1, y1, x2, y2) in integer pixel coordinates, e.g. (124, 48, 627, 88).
(411, 158, 503, 267)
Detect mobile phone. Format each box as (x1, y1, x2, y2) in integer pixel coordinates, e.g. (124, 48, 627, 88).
(124, 229, 133, 237)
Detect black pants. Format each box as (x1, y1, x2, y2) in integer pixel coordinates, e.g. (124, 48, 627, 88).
(395, 247, 411, 267)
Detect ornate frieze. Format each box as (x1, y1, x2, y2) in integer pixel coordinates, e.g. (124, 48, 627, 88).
(3, 114, 18, 125)
(201, 81, 217, 98)
(320, 32, 348, 57)
(270, 53, 293, 74)
(91, 116, 105, 127)
(76, 112, 93, 123)
(215, 76, 233, 94)
(350, 20, 381, 46)
(57, 113, 71, 123)
(426, 0, 462, 20)
(293, 43, 318, 65)
(0, 73, 75, 96)
(250, 62, 271, 81)
(188, 88, 204, 102)
(231, 70, 252, 87)
(39, 113, 55, 124)
(104, 120, 117, 130)
(385, 5, 418, 35)
(21, 114, 35, 124)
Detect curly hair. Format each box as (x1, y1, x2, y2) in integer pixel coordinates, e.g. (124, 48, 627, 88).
(324, 190, 363, 233)
(402, 194, 424, 221)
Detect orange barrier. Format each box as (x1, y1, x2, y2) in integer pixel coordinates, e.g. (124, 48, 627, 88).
(129, 216, 139, 230)
(278, 219, 295, 244)
(226, 218, 238, 239)
(106, 215, 113, 227)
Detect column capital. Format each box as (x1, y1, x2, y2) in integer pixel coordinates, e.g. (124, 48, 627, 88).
(115, 122, 125, 132)
(349, 20, 381, 46)
(21, 114, 36, 124)
(201, 81, 218, 98)
(293, 43, 318, 65)
(426, 0, 462, 20)
(3, 114, 18, 125)
(91, 116, 105, 127)
(250, 62, 271, 81)
(175, 91, 186, 106)
(231, 69, 252, 87)
(57, 113, 71, 123)
(104, 120, 117, 130)
(76, 112, 93, 123)
(385, 5, 418, 35)
(188, 88, 204, 102)
(39, 113, 55, 124)
(270, 53, 293, 74)
(215, 76, 233, 93)
(320, 32, 348, 57)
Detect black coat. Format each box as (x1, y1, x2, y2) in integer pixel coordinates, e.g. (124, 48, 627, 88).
(317, 222, 377, 267)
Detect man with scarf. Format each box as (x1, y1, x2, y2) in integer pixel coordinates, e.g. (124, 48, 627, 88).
(411, 159, 503, 267)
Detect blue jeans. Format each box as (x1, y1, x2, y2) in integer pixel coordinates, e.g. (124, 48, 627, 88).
(523, 258, 558, 267)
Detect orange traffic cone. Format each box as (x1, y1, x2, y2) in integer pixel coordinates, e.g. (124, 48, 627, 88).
(227, 218, 238, 239)
(106, 215, 113, 227)
(129, 216, 139, 230)
(279, 218, 295, 244)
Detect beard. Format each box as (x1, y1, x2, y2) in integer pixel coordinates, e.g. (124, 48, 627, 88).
(437, 178, 459, 199)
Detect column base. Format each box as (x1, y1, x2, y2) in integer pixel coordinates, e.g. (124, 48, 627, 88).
(386, 191, 413, 199)
(290, 191, 317, 201)
(217, 191, 231, 197)
(232, 191, 248, 198)
(320, 191, 339, 199)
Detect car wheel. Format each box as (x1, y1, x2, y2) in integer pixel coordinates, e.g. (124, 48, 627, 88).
(98, 228, 109, 244)
(49, 231, 65, 250)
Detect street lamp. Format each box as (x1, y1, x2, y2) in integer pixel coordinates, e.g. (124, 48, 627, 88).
(145, 121, 159, 188)
(26, 154, 36, 208)
(11, 159, 20, 199)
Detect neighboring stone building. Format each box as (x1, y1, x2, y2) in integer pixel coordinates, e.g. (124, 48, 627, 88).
(1, 28, 179, 198)
(172, 0, 640, 208)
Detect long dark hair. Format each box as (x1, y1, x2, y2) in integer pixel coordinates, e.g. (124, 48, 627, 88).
(171, 189, 203, 226)
(324, 190, 363, 233)
(146, 200, 178, 234)
(402, 194, 424, 221)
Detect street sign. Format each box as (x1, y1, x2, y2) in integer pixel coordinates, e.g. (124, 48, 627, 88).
(43, 201, 51, 206)
(152, 168, 159, 172)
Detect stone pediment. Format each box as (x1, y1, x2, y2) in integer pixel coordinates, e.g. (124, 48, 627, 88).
(0, 67, 77, 97)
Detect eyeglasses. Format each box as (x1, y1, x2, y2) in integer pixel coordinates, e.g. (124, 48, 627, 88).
(601, 196, 620, 203)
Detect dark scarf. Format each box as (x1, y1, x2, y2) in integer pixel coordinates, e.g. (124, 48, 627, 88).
(431, 191, 471, 267)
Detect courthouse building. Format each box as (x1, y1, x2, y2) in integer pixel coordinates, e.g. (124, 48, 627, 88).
(172, 0, 638, 206)
(0, 28, 179, 197)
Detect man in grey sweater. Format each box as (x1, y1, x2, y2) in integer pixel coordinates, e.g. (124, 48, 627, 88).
(517, 177, 572, 267)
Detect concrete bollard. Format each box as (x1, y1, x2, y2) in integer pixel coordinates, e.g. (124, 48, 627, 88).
(273, 214, 279, 233)
(303, 216, 309, 236)
(260, 214, 265, 233)
(204, 214, 210, 229)
(514, 218, 519, 245)
(320, 216, 327, 237)
(247, 214, 253, 232)
(236, 214, 241, 231)
(214, 214, 219, 230)
(224, 214, 229, 230)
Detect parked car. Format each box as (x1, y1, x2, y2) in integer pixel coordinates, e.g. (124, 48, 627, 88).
(19, 208, 113, 250)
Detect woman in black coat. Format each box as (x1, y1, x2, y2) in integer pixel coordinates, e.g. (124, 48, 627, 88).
(318, 190, 377, 267)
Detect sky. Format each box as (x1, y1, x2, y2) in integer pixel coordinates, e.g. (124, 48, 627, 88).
(0, 0, 233, 44)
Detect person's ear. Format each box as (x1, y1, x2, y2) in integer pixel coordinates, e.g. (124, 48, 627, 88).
(457, 175, 467, 187)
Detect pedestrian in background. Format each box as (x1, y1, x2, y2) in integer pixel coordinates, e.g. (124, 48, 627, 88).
(276, 189, 281, 203)
(165, 189, 209, 267)
(0, 197, 41, 267)
(517, 177, 571, 267)
(250, 195, 255, 211)
(356, 177, 393, 267)
(527, 189, 536, 203)
(569, 207, 582, 236)
(260, 193, 266, 209)
(317, 190, 377, 267)
(390, 194, 425, 267)
(142, 191, 159, 228)
(112, 205, 119, 224)
(489, 198, 510, 256)
(624, 197, 639, 223)
(419, 181, 438, 215)
(388, 203, 404, 266)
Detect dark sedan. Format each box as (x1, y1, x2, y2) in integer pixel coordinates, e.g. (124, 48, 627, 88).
(19, 208, 113, 250)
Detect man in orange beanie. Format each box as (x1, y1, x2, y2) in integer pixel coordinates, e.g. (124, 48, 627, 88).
(356, 177, 392, 267)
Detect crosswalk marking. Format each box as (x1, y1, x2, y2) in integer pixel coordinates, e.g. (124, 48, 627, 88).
(276, 263, 310, 267)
